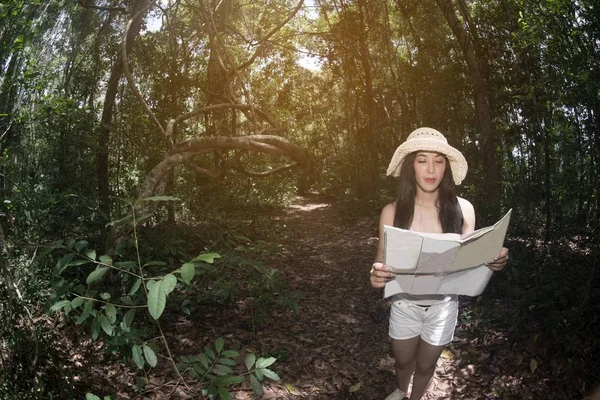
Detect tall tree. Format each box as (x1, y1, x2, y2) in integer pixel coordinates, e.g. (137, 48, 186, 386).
(435, 0, 500, 220)
(92, 0, 151, 227)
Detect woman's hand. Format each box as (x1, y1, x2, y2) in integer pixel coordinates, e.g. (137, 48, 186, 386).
(370, 262, 394, 288)
(485, 247, 509, 272)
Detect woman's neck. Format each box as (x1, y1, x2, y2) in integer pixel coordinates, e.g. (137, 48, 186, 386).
(414, 189, 439, 207)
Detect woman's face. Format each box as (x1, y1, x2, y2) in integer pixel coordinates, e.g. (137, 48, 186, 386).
(413, 151, 447, 193)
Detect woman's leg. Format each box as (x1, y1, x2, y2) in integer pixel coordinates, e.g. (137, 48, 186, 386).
(409, 339, 445, 400)
(390, 336, 420, 393)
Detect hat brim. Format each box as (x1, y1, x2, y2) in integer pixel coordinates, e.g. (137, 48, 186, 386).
(386, 138, 468, 185)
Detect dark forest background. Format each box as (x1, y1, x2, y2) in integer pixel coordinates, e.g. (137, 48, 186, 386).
(0, 0, 598, 399)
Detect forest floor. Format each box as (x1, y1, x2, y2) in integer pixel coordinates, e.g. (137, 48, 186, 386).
(47, 194, 595, 399)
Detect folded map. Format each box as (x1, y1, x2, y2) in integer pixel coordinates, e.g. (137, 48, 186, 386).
(383, 209, 512, 298)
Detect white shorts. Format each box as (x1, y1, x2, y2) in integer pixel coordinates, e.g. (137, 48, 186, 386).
(388, 299, 459, 346)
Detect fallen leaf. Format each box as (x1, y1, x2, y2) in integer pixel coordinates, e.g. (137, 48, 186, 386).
(349, 382, 362, 392)
(440, 349, 455, 360)
(285, 383, 300, 395)
(530, 358, 538, 374)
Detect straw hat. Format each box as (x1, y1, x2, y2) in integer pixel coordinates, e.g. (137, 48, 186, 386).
(386, 127, 468, 185)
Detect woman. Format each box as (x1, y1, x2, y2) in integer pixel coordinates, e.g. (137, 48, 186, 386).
(369, 127, 509, 400)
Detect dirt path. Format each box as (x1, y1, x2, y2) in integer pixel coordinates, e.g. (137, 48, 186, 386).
(237, 195, 466, 400)
(244, 195, 394, 400)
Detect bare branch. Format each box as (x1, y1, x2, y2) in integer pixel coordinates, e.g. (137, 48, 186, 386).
(0, 121, 12, 142)
(174, 103, 282, 130)
(78, 0, 128, 13)
(184, 162, 225, 178)
(232, 162, 300, 177)
(171, 135, 303, 160)
(121, 0, 167, 137)
(236, 0, 305, 72)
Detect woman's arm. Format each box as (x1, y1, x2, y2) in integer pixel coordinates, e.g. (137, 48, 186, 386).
(370, 203, 395, 288)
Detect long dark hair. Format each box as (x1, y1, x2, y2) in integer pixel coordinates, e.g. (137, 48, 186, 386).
(393, 152, 463, 233)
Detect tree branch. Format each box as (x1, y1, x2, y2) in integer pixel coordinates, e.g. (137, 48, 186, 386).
(78, 0, 127, 13)
(232, 162, 300, 177)
(121, 0, 167, 137)
(236, 0, 305, 72)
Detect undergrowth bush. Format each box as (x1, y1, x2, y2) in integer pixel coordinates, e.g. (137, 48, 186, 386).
(40, 197, 300, 399)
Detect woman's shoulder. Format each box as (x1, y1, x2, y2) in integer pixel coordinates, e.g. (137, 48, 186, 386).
(457, 196, 474, 211)
(382, 201, 396, 212)
(380, 202, 396, 222)
(457, 196, 476, 226)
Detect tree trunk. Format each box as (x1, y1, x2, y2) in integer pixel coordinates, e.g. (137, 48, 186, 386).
(97, 0, 150, 226)
(435, 0, 500, 220)
(356, 0, 379, 199)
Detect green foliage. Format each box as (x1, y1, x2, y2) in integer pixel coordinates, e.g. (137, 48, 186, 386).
(184, 235, 302, 325)
(38, 198, 290, 396)
(177, 338, 280, 399)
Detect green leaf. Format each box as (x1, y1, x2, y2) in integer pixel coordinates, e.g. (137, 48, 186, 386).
(140, 196, 180, 202)
(97, 314, 114, 336)
(217, 358, 237, 367)
(123, 309, 136, 330)
(104, 304, 117, 324)
(204, 346, 216, 360)
(218, 387, 232, 400)
(71, 297, 84, 309)
(69, 259, 92, 267)
(65, 238, 75, 249)
(199, 353, 210, 369)
(143, 344, 157, 367)
(162, 274, 177, 295)
(192, 253, 221, 264)
(54, 253, 75, 276)
(76, 312, 89, 325)
(221, 350, 239, 357)
(132, 344, 144, 369)
(256, 357, 276, 369)
(218, 375, 245, 386)
(99, 255, 113, 265)
(100, 292, 111, 300)
(180, 263, 195, 284)
(49, 239, 65, 248)
(85, 249, 97, 261)
(86, 267, 109, 284)
(255, 368, 263, 381)
(147, 280, 166, 320)
(115, 261, 138, 270)
(213, 364, 232, 376)
(262, 368, 280, 381)
(129, 278, 142, 296)
(50, 300, 71, 312)
(143, 260, 167, 267)
(86, 394, 101, 400)
(245, 353, 256, 371)
(84, 299, 93, 314)
(91, 319, 100, 340)
(249, 374, 263, 395)
(215, 337, 224, 353)
(74, 240, 88, 252)
(50, 276, 65, 289)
